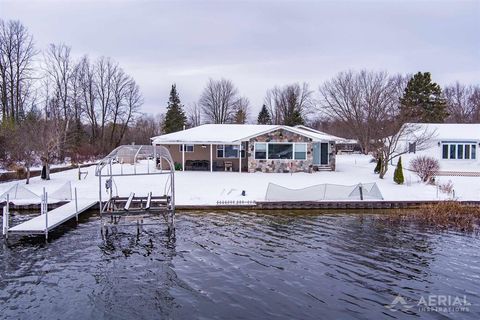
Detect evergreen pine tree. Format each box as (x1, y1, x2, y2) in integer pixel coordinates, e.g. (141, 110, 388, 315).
(400, 72, 448, 123)
(393, 157, 405, 184)
(284, 110, 304, 126)
(257, 104, 271, 124)
(374, 157, 382, 174)
(163, 84, 187, 133)
(233, 108, 247, 124)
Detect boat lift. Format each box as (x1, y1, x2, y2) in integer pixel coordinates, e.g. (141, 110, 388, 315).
(95, 145, 175, 236)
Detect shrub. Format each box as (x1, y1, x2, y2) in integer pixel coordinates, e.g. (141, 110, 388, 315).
(380, 201, 480, 233)
(438, 180, 454, 195)
(393, 156, 404, 184)
(174, 162, 183, 171)
(15, 166, 26, 179)
(374, 157, 382, 174)
(410, 156, 439, 183)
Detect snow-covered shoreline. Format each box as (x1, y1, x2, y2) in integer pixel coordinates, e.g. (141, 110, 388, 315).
(0, 155, 478, 206)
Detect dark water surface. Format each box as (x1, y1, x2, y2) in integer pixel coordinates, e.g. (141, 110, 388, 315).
(1, 210, 479, 320)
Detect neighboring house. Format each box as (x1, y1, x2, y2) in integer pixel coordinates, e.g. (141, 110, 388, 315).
(399, 123, 480, 169)
(335, 139, 361, 154)
(151, 124, 342, 173)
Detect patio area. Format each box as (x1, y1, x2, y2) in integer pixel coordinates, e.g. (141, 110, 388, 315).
(184, 159, 238, 171)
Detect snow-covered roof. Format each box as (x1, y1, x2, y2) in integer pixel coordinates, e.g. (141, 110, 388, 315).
(405, 123, 480, 141)
(151, 124, 340, 144)
(293, 125, 347, 143)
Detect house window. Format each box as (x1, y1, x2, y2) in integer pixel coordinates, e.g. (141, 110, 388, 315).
(254, 143, 267, 159)
(441, 142, 477, 160)
(450, 144, 456, 159)
(216, 145, 223, 158)
(179, 144, 194, 152)
(217, 144, 245, 158)
(408, 142, 416, 153)
(442, 145, 448, 159)
(268, 143, 293, 159)
(294, 143, 307, 160)
(254, 142, 308, 160)
(458, 145, 464, 159)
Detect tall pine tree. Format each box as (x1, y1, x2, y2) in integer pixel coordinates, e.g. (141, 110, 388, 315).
(163, 84, 187, 133)
(234, 109, 247, 124)
(284, 109, 304, 126)
(400, 72, 448, 123)
(257, 104, 271, 124)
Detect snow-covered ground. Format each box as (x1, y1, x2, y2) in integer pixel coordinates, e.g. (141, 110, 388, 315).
(0, 155, 478, 206)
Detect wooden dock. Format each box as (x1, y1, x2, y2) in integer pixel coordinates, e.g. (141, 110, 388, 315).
(7, 199, 97, 236)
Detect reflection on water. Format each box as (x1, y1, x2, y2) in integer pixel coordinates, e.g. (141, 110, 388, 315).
(1, 210, 479, 319)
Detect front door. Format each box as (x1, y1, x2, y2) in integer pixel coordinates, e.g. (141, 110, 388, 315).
(313, 143, 329, 165)
(320, 143, 329, 165)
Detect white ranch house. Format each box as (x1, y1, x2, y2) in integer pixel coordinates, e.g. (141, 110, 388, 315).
(151, 124, 344, 173)
(400, 123, 480, 171)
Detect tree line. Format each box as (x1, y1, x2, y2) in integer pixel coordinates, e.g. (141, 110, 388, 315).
(0, 19, 148, 180)
(1, 19, 479, 181)
(166, 72, 479, 151)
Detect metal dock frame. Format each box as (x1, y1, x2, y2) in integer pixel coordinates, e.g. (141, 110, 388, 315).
(95, 145, 176, 235)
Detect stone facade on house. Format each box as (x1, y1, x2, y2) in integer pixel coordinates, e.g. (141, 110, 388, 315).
(247, 128, 336, 173)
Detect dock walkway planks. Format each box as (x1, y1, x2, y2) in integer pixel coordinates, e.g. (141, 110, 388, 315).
(8, 199, 97, 234)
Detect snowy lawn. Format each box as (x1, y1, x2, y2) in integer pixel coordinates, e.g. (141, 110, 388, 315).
(0, 155, 478, 205)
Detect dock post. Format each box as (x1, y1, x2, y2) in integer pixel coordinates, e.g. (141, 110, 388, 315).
(153, 143, 157, 170)
(75, 188, 79, 222)
(43, 189, 49, 241)
(2, 194, 9, 239)
(41, 188, 45, 215)
(98, 173, 103, 216)
(2, 206, 7, 238)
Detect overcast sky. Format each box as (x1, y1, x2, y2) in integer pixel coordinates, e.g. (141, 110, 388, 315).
(2, 0, 479, 117)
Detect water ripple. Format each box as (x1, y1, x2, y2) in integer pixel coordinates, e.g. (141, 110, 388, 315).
(1, 210, 479, 319)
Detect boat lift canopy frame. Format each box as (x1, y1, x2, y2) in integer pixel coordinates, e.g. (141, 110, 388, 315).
(95, 145, 176, 230)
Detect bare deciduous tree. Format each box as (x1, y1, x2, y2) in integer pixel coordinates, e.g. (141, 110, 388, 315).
(319, 70, 406, 154)
(444, 83, 480, 123)
(95, 56, 117, 149)
(43, 43, 75, 158)
(264, 82, 312, 125)
(186, 102, 202, 127)
(109, 67, 130, 146)
(374, 123, 435, 179)
(114, 80, 142, 146)
(77, 56, 98, 141)
(124, 113, 164, 144)
(0, 19, 37, 123)
(199, 78, 239, 124)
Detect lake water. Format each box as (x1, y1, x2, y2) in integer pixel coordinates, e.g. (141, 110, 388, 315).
(1, 210, 479, 320)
